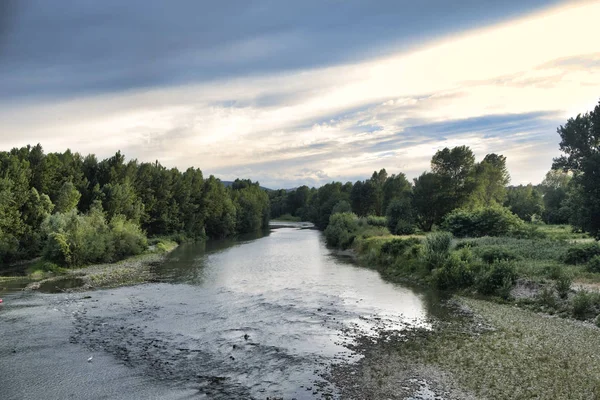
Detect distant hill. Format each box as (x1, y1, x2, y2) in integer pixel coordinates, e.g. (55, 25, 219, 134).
(221, 181, 273, 192)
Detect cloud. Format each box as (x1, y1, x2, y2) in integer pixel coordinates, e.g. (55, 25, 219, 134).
(0, 0, 565, 100)
(0, 1, 598, 188)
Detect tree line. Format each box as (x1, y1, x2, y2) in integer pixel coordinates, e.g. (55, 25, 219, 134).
(0, 145, 269, 267)
(271, 99, 600, 239)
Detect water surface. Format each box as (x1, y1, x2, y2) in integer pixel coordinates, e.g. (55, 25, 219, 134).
(0, 224, 431, 399)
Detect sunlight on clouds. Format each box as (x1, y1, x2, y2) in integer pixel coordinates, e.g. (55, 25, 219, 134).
(1, 1, 599, 187)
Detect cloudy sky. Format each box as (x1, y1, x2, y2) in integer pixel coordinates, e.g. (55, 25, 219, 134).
(1, 1, 599, 188)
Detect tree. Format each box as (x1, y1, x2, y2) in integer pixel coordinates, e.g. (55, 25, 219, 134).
(54, 181, 81, 214)
(101, 180, 143, 223)
(231, 181, 270, 234)
(553, 99, 600, 237)
(386, 197, 415, 235)
(431, 146, 477, 214)
(505, 185, 544, 222)
(469, 154, 510, 207)
(201, 176, 236, 238)
(412, 172, 444, 231)
(540, 170, 572, 224)
(382, 173, 412, 213)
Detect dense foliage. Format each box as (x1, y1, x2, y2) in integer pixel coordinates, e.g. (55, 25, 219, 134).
(0, 145, 270, 268)
(443, 207, 525, 238)
(553, 99, 600, 238)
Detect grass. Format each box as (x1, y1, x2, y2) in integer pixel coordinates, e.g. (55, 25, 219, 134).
(536, 224, 592, 241)
(400, 298, 600, 399)
(455, 236, 600, 283)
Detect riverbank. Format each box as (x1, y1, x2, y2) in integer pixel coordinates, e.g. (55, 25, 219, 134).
(21, 240, 179, 293)
(325, 221, 600, 398)
(328, 296, 600, 399)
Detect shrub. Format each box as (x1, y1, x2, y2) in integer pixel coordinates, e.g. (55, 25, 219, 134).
(555, 273, 573, 299)
(536, 287, 558, 310)
(443, 206, 525, 238)
(595, 314, 600, 328)
(563, 242, 600, 265)
(587, 255, 600, 273)
(455, 240, 478, 250)
(475, 260, 518, 298)
(109, 215, 148, 259)
(366, 215, 387, 227)
(431, 251, 475, 290)
(479, 246, 521, 264)
(380, 238, 421, 259)
(324, 212, 359, 249)
(571, 291, 595, 320)
(42, 204, 148, 267)
(422, 232, 453, 271)
(395, 220, 416, 235)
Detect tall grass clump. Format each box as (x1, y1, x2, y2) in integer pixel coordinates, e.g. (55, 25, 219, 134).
(423, 232, 453, 271)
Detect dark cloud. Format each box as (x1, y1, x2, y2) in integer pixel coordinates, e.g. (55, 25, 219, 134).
(0, 0, 563, 101)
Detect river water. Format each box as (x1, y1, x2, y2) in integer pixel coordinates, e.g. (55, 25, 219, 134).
(0, 223, 433, 399)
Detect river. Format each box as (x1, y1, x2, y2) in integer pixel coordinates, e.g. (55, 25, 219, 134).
(0, 223, 434, 399)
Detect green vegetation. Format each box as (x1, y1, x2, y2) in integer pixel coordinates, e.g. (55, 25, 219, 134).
(392, 298, 600, 400)
(0, 145, 270, 272)
(272, 213, 301, 222)
(443, 206, 526, 238)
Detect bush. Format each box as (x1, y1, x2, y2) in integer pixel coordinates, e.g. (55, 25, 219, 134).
(536, 287, 558, 310)
(480, 246, 521, 264)
(431, 251, 475, 290)
(571, 291, 595, 320)
(324, 212, 359, 249)
(587, 255, 600, 273)
(380, 238, 421, 258)
(366, 215, 387, 227)
(595, 314, 600, 328)
(443, 206, 525, 238)
(563, 242, 600, 265)
(42, 204, 148, 267)
(395, 220, 416, 235)
(423, 232, 453, 271)
(555, 273, 573, 299)
(109, 215, 148, 259)
(475, 260, 518, 298)
(455, 240, 478, 250)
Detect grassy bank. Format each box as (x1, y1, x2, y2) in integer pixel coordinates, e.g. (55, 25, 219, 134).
(334, 297, 600, 399)
(22, 238, 178, 291)
(325, 213, 600, 325)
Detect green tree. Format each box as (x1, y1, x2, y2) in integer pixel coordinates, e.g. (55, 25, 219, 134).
(382, 173, 411, 213)
(505, 184, 544, 222)
(430, 146, 477, 215)
(553, 99, 600, 237)
(469, 154, 510, 207)
(412, 172, 444, 231)
(102, 180, 143, 223)
(54, 181, 81, 214)
(386, 197, 415, 235)
(202, 176, 237, 238)
(540, 170, 572, 224)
